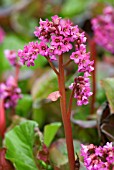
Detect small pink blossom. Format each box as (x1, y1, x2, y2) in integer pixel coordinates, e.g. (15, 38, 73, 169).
(4, 50, 17, 66)
(39, 42, 48, 56)
(51, 15, 61, 25)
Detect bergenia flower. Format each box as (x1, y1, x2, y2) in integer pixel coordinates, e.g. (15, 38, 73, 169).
(91, 6, 114, 54)
(0, 76, 22, 108)
(18, 15, 94, 106)
(4, 50, 17, 66)
(69, 75, 93, 106)
(18, 41, 39, 67)
(81, 142, 114, 170)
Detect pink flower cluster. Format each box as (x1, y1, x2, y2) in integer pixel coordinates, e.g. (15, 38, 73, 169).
(92, 6, 114, 54)
(18, 15, 93, 105)
(18, 15, 91, 65)
(0, 76, 22, 108)
(0, 27, 5, 44)
(69, 75, 93, 106)
(18, 42, 39, 67)
(70, 44, 94, 74)
(4, 50, 18, 66)
(81, 142, 114, 170)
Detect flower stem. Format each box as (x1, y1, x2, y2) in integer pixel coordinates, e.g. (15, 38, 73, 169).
(0, 100, 6, 138)
(89, 39, 97, 114)
(67, 88, 75, 119)
(58, 55, 75, 170)
(15, 64, 20, 84)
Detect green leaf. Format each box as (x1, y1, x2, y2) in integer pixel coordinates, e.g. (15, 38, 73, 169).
(44, 122, 61, 147)
(4, 120, 39, 170)
(101, 78, 114, 113)
(16, 94, 33, 117)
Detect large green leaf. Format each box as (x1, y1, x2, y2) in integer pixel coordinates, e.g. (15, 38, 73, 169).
(101, 78, 114, 113)
(44, 122, 61, 147)
(4, 120, 39, 170)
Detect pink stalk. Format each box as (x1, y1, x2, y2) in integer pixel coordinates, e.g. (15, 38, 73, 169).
(0, 100, 6, 138)
(15, 64, 20, 84)
(89, 39, 97, 114)
(58, 55, 75, 170)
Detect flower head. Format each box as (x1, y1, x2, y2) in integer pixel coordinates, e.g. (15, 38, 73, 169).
(18, 15, 93, 106)
(69, 75, 92, 106)
(91, 6, 114, 54)
(81, 142, 114, 170)
(4, 50, 17, 66)
(18, 41, 39, 67)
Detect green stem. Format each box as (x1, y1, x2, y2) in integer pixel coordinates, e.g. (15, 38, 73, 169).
(58, 55, 75, 170)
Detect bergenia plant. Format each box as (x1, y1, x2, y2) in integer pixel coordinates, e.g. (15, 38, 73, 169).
(18, 15, 94, 170)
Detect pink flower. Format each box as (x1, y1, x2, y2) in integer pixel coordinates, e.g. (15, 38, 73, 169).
(51, 36, 63, 46)
(63, 38, 72, 52)
(18, 41, 39, 67)
(51, 15, 61, 25)
(39, 42, 48, 56)
(48, 47, 57, 61)
(4, 50, 17, 66)
(54, 43, 66, 55)
(81, 142, 114, 170)
(69, 75, 92, 106)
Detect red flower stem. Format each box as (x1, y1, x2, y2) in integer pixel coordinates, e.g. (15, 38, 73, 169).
(0, 100, 6, 138)
(58, 55, 75, 170)
(67, 88, 75, 119)
(15, 64, 20, 84)
(89, 39, 97, 114)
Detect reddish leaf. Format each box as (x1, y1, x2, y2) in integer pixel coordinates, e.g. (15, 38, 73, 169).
(0, 148, 15, 170)
(0, 100, 6, 138)
(47, 91, 61, 102)
(37, 144, 49, 163)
